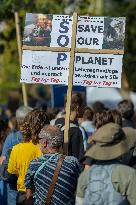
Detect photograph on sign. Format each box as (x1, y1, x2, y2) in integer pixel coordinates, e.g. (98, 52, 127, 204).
(21, 50, 70, 85)
(76, 16, 125, 50)
(73, 53, 123, 88)
(23, 13, 73, 48)
(23, 13, 52, 46)
(103, 17, 126, 50)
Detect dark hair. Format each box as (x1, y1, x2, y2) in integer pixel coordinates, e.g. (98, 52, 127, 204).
(108, 109, 122, 126)
(92, 101, 107, 114)
(94, 111, 113, 129)
(70, 93, 84, 116)
(64, 92, 84, 108)
(0, 118, 8, 147)
(94, 109, 122, 129)
(8, 116, 18, 131)
(20, 109, 50, 144)
(71, 93, 84, 106)
(0, 119, 5, 133)
(83, 106, 94, 121)
(118, 100, 134, 120)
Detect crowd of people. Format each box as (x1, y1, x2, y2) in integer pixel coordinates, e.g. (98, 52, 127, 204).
(0, 93, 136, 205)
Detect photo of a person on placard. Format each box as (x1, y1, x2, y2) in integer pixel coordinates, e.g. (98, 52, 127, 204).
(103, 17, 125, 50)
(23, 13, 52, 46)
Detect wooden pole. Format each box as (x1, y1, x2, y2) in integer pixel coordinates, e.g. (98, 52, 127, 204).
(120, 69, 130, 100)
(63, 13, 78, 154)
(15, 12, 28, 106)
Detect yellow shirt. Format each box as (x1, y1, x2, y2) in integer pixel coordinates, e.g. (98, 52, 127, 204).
(8, 141, 41, 191)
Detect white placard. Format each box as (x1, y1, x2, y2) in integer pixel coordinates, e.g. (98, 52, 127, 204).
(73, 53, 123, 88)
(22, 13, 125, 88)
(50, 15, 73, 48)
(23, 14, 125, 50)
(76, 16, 104, 49)
(21, 50, 70, 85)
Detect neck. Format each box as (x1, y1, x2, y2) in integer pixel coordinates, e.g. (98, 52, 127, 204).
(46, 147, 59, 154)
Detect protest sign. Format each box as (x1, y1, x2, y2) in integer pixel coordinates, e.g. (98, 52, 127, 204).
(21, 12, 126, 154)
(21, 13, 125, 88)
(23, 13, 73, 48)
(21, 50, 70, 84)
(76, 16, 125, 50)
(73, 53, 123, 87)
(23, 14, 125, 50)
(21, 50, 123, 88)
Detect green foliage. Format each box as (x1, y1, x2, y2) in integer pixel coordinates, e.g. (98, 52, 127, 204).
(103, 0, 136, 90)
(0, 0, 65, 102)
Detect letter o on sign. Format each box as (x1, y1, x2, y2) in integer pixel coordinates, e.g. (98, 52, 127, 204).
(57, 35, 69, 47)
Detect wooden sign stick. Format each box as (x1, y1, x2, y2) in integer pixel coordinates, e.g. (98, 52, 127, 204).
(15, 12, 28, 106)
(63, 13, 78, 154)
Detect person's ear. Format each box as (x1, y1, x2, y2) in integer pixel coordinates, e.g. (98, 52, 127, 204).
(43, 140, 47, 148)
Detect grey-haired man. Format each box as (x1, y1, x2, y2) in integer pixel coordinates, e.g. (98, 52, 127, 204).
(25, 125, 82, 205)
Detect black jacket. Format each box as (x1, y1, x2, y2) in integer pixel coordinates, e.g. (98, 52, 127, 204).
(55, 117, 84, 160)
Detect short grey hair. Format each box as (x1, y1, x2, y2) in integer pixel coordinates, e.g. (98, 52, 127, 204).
(16, 106, 33, 123)
(39, 125, 63, 148)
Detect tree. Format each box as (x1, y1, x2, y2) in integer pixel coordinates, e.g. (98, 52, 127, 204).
(0, 0, 65, 102)
(104, 0, 136, 90)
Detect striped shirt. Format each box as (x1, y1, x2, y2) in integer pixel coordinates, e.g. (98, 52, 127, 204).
(25, 153, 82, 205)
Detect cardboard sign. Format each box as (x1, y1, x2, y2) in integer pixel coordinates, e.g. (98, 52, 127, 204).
(21, 51, 123, 88)
(21, 50, 70, 84)
(23, 13, 73, 48)
(21, 13, 125, 88)
(23, 14, 125, 50)
(73, 53, 123, 87)
(76, 16, 125, 50)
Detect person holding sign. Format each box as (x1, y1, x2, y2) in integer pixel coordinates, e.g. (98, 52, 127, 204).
(55, 93, 85, 160)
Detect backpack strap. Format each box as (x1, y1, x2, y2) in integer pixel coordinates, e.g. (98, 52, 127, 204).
(45, 155, 65, 205)
(34, 153, 58, 179)
(79, 126, 88, 151)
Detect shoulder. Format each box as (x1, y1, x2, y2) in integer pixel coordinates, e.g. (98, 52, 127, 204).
(27, 156, 43, 170)
(114, 164, 135, 174)
(9, 143, 21, 156)
(4, 132, 15, 141)
(11, 142, 22, 150)
(112, 164, 136, 182)
(55, 117, 65, 125)
(79, 168, 90, 180)
(65, 156, 80, 163)
(70, 125, 82, 134)
(64, 156, 82, 168)
(30, 155, 43, 164)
